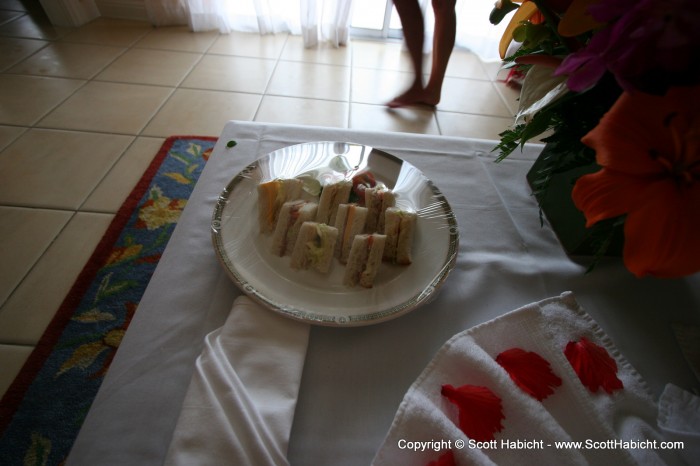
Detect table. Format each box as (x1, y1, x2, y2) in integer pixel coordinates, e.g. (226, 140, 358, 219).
(67, 121, 700, 465)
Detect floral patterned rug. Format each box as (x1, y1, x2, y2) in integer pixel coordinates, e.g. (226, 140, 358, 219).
(0, 136, 217, 465)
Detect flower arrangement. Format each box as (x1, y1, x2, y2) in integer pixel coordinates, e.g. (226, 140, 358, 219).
(489, 0, 700, 278)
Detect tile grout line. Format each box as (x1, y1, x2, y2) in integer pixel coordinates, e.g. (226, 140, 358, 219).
(0, 209, 78, 313)
(250, 33, 290, 123)
(74, 28, 217, 213)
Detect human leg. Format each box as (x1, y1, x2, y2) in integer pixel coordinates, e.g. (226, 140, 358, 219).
(423, 0, 457, 104)
(387, 0, 429, 108)
(388, 0, 457, 108)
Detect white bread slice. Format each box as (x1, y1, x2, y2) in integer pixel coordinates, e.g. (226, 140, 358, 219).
(343, 234, 386, 288)
(257, 178, 304, 233)
(290, 221, 338, 273)
(383, 207, 417, 265)
(284, 202, 318, 256)
(316, 180, 352, 226)
(334, 203, 368, 264)
(270, 200, 318, 256)
(364, 186, 395, 233)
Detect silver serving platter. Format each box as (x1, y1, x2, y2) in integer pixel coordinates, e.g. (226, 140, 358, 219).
(212, 142, 459, 326)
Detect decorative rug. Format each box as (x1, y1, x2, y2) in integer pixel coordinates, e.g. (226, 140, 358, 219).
(0, 136, 218, 465)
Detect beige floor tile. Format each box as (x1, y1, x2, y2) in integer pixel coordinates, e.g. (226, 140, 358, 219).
(0, 206, 72, 306)
(82, 136, 165, 213)
(445, 49, 490, 80)
(280, 35, 351, 66)
(350, 103, 439, 135)
(142, 88, 261, 137)
(436, 111, 514, 141)
(209, 31, 288, 59)
(481, 58, 507, 81)
(0, 211, 113, 345)
(493, 79, 522, 117)
(0, 13, 72, 40)
(267, 60, 350, 101)
(96, 48, 200, 86)
(256, 95, 348, 128)
(181, 54, 276, 93)
(351, 39, 412, 72)
(0, 344, 33, 398)
(479, 59, 522, 116)
(2, 0, 33, 11)
(60, 18, 151, 47)
(8, 41, 125, 79)
(437, 77, 514, 117)
(351, 67, 415, 105)
(0, 74, 85, 126)
(38, 81, 173, 134)
(135, 25, 218, 53)
(0, 128, 133, 209)
(0, 36, 48, 71)
(0, 9, 24, 25)
(0, 124, 25, 151)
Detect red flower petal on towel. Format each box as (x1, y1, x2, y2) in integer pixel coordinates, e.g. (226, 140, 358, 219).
(564, 337, 623, 394)
(441, 384, 504, 441)
(427, 450, 456, 466)
(496, 348, 563, 401)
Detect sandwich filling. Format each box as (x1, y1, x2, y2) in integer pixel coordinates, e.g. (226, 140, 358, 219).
(280, 202, 302, 253)
(306, 223, 335, 267)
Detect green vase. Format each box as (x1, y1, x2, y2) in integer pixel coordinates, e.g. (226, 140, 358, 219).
(526, 143, 624, 257)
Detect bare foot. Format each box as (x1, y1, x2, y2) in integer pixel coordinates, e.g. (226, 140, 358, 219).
(386, 87, 439, 109)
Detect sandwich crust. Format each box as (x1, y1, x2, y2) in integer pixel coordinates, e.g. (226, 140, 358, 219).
(344, 233, 386, 288)
(334, 203, 368, 264)
(316, 180, 352, 226)
(383, 207, 417, 265)
(271, 200, 318, 256)
(257, 178, 304, 233)
(364, 186, 395, 234)
(290, 221, 338, 273)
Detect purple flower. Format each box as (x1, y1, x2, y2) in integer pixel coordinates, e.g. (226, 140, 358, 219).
(554, 26, 611, 92)
(587, 0, 638, 22)
(555, 0, 700, 93)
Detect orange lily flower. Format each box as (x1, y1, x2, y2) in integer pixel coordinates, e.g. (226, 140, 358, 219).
(572, 85, 700, 278)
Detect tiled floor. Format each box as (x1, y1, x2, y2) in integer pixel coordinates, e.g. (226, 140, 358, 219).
(0, 4, 520, 397)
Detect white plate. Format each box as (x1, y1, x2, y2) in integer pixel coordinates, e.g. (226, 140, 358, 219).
(212, 142, 459, 326)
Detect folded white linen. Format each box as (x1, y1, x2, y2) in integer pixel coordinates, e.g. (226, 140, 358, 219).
(658, 383, 700, 465)
(372, 292, 689, 466)
(164, 296, 310, 466)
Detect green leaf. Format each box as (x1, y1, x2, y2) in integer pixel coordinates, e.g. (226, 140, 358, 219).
(512, 24, 528, 43)
(186, 143, 203, 157)
(171, 153, 190, 166)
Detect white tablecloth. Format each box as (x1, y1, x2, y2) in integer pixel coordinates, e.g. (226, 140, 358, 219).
(67, 121, 700, 465)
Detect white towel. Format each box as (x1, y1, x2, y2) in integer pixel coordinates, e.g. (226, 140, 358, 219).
(372, 292, 690, 466)
(658, 383, 700, 465)
(164, 296, 310, 466)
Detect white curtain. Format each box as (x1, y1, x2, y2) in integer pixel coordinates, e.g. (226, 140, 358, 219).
(144, 0, 506, 59)
(455, 0, 508, 62)
(421, 0, 508, 62)
(143, 0, 352, 47)
(144, 0, 188, 27)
